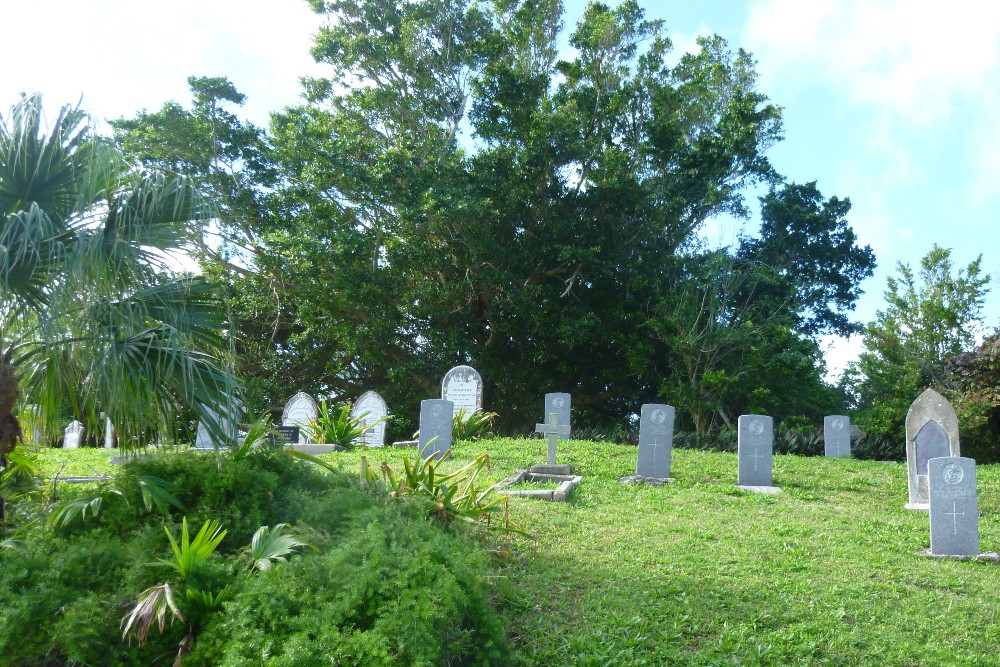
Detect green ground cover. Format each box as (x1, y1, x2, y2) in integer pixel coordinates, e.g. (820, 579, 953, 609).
(15, 440, 1000, 666)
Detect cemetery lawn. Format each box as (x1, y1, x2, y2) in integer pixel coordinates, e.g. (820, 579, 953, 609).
(333, 438, 1000, 666)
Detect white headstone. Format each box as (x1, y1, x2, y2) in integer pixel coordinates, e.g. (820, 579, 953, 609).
(905, 389, 960, 510)
(195, 401, 244, 450)
(103, 415, 115, 449)
(63, 421, 84, 449)
(738, 414, 774, 488)
(351, 390, 389, 447)
(282, 392, 320, 445)
(441, 365, 483, 420)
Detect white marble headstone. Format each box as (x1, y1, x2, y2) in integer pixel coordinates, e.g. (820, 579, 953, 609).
(282, 392, 320, 445)
(195, 401, 244, 450)
(441, 365, 483, 420)
(63, 420, 84, 449)
(351, 390, 389, 447)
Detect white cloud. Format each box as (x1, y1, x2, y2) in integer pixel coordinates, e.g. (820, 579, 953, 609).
(820, 333, 864, 383)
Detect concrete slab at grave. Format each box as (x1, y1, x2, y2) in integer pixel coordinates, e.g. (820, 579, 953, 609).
(501, 469, 583, 502)
(905, 389, 960, 510)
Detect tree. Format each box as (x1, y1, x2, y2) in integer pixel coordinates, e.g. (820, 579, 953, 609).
(847, 245, 990, 444)
(943, 328, 1000, 460)
(0, 94, 237, 465)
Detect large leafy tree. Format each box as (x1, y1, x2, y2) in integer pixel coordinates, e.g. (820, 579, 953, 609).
(0, 94, 237, 464)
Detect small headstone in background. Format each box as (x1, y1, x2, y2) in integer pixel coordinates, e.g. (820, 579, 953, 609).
(824, 415, 851, 458)
(282, 392, 320, 445)
(738, 414, 775, 489)
(195, 401, 244, 450)
(928, 456, 979, 556)
(535, 412, 570, 466)
(63, 421, 84, 449)
(636, 404, 674, 479)
(905, 388, 960, 510)
(419, 399, 454, 460)
(351, 390, 389, 447)
(102, 413, 115, 449)
(441, 365, 483, 420)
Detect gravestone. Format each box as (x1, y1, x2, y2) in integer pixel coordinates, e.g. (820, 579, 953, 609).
(419, 399, 454, 460)
(282, 392, 320, 445)
(636, 404, 674, 479)
(928, 456, 979, 556)
(441, 365, 483, 420)
(102, 414, 115, 449)
(737, 414, 776, 490)
(905, 389, 960, 510)
(195, 400, 244, 450)
(63, 421, 84, 449)
(351, 390, 389, 447)
(535, 412, 570, 466)
(543, 393, 571, 434)
(824, 415, 851, 458)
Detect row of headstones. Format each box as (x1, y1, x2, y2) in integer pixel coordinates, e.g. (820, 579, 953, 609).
(61, 416, 116, 449)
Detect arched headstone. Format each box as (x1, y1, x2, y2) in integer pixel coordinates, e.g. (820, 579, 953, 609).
(441, 365, 483, 420)
(282, 392, 320, 445)
(905, 388, 960, 510)
(63, 421, 84, 449)
(351, 390, 389, 447)
(195, 400, 244, 450)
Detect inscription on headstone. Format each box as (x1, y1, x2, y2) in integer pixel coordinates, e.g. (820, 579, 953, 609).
(905, 388, 960, 509)
(282, 392, 320, 445)
(441, 365, 483, 420)
(824, 415, 851, 458)
(637, 404, 674, 479)
(63, 420, 84, 449)
(928, 456, 979, 556)
(738, 415, 774, 487)
(419, 399, 454, 460)
(351, 390, 389, 447)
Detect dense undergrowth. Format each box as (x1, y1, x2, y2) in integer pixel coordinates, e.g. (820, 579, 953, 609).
(0, 448, 511, 666)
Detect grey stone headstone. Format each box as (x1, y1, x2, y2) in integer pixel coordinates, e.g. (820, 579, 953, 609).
(738, 415, 773, 487)
(419, 399, 454, 460)
(195, 400, 244, 450)
(441, 365, 483, 420)
(905, 389, 960, 509)
(928, 456, 979, 556)
(637, 404, 674, 479)
(824, 415, 851, 458)
(351, 390, 389, 447)
(282, 392, 320, 445)
(543, 393, 571, 436)
(63, 421, 84, 449)
(535, 411, 570, 466)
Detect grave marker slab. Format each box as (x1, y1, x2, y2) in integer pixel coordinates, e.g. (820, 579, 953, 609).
(637, 404, 674, 479)
(543, 393, 571, 435)
(63, 421, 83, 449)
(282, 392, 319, 445)
(102, 414, 115, 449)
(928, 456, 979, 556)
(738, 414, 774, 488)
(351, 390, 389, 447)
(419, 399, 454, 460)
(535, 412, 570, 466)
(905, 389, 960, 510)
(824, 415, 851, 458)
(441, 365, 483, 420)
(195, 401, 244, 450)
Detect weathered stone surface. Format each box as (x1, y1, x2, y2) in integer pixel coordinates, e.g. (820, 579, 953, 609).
(905, 389, 960, 509)
(824, 415, 851, 458)
(928, 456, 979, 556)
(637, 403, 674, 478)
(63, 421, 83, 449)
(535, 400, 570, 466)
(529, 464, 572, 475)
(351, 390, 389, 447)
(619, 474, 675, 486)
(738, 414, 774, 487)
(419, 399, 454, 460)
(441, 365, 483, 420)
(543, 393, 571, 434)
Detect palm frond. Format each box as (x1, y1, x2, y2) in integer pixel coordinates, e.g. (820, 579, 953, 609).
(137, 476, 186, 516)
(120, 582, 183, 646)
(48, 495, 104, 528)
(248, 523, 313, 572)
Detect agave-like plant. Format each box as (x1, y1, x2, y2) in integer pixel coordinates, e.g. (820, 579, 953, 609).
(303, 399, 389, 448)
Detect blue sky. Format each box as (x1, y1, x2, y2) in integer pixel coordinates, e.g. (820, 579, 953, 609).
(3, 0, 998, 377)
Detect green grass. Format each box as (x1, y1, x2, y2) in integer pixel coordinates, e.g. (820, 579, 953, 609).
(32, 439, 1000, 666)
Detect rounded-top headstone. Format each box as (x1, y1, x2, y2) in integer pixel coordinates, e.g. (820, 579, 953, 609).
(737, 414, 774, 487)
(351, 390, 389, 447)
(441, 365, 483, 420)
(282, 392, 320, 445)
(928, 456, 979, 556)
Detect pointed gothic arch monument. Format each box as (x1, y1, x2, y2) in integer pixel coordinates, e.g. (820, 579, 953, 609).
(905, 388, 960, 510)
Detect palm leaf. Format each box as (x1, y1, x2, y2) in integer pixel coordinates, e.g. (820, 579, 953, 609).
(120, 582, 183, 646)
(48, 495, 104, 528)
(248, 523, 313, 572)
(137, 476, 186, 516)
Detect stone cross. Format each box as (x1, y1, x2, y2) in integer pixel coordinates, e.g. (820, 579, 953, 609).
(63, 420, 84, 449)
(535, 413, 570, 465)
(824, 415, 851, 458)
(737, 414, 774, 487)
(636, 403, 674, 479)
(928, 456, 979, 556)
(419, 399, 454, 460)
(905, 389, 960, 509)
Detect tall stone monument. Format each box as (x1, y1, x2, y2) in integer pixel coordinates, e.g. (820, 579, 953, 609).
(441, 365, 483, 420)
(905, 388, 960, 510)
(636, 404, 674, 479)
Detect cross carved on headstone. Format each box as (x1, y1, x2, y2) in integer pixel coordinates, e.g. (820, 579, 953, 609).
(535, 412, 570, 465)
(946, 501, 965, 535)
(749, 447, 765, 472)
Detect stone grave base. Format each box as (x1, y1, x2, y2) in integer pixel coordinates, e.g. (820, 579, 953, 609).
(392, 439, 418, 448)
(619, 474, 675, 486)
(905, 503, 930, 512)
(529, 463, 573, 475)
(916, 548, 1000, 563)
(737, 485, 782, 495)
(502, 469, 581, 502)
(288, 444, 347, 454)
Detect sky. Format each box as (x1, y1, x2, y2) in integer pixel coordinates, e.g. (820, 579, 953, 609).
(3, 0, 998, 379)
